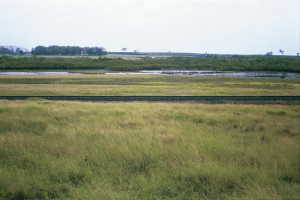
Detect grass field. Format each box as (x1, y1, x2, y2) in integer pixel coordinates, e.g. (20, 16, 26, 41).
(1, 73, 299, 199)
(0, 74, 300, 96)
(0, 100, 299, 200)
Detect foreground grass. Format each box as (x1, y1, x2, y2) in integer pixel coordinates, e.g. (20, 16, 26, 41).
(0, 101, 299, 200)
(0, 74, 300, 96)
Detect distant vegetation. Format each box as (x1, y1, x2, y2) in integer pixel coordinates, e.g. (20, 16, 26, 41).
(0, 47, 13, 55)
(0, 46, 27, 55)
(32, 46, 106, 56)
(0, 55, 299, 72)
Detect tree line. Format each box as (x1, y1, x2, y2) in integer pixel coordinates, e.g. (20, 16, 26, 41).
(0, 47, 12, 55)
(0, 47, 26, 55)
(31, 46, 106, 56)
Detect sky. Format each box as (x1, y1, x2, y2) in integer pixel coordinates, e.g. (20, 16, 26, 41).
(1, 0, 299, 55)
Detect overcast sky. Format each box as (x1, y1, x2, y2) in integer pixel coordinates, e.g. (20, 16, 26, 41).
(1, 0, 299, 54)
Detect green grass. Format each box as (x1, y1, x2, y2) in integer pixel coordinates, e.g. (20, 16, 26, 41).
(0, 100, 299, 199)
(0, 74, 300, 96)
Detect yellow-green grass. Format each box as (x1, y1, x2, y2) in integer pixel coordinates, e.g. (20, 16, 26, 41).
(0, 100, 299, 199)
(0, 74, 300, 96)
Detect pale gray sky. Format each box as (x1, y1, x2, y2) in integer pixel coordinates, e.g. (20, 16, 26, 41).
(1, 0, 299, 54)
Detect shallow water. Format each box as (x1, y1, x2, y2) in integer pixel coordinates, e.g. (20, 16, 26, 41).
(0, 70, 299, 78)
(106, 70, 300, 78)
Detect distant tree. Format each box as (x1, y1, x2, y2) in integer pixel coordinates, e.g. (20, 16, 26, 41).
(266, 51, 273, 56)
(32, 46, 47, 55)
(279, 49, 285, 55)
(15, 48, 24, 55)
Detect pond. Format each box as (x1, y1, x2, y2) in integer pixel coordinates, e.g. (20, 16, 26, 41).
(106, 70, 300, 78)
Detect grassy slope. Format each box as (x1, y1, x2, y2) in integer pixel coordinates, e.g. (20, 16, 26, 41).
(0, 75, 300, 96)
(1, 56, 300, 72)
(0, 101, 299, 200)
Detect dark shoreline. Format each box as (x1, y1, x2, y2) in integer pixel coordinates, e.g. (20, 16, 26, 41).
(1, 96, 300, 104)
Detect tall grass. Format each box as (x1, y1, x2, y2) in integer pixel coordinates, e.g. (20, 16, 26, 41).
(0, 101, 299, 199)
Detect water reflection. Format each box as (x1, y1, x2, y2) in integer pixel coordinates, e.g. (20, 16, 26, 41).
(106, 70, 300, 78)
(0, 71, 299, 78)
